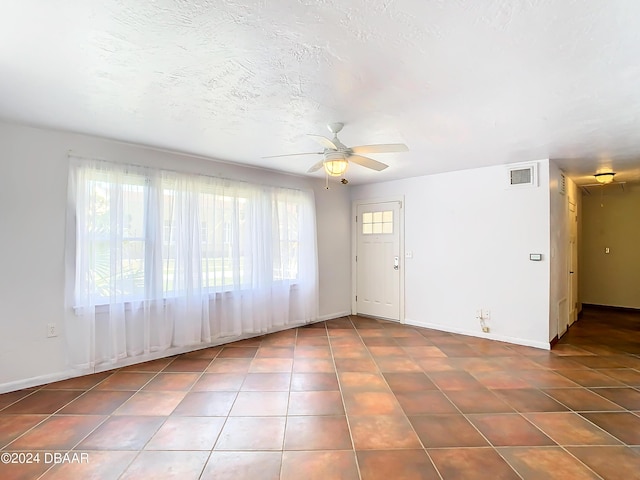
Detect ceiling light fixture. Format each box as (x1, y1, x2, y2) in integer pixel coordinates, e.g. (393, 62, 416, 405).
(323, 153, 348, 177)
(594, 172, 615, 184)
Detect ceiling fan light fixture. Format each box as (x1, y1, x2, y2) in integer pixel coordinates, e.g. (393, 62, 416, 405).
(594, 172, 615, 184)
(323, 154, 348, 177)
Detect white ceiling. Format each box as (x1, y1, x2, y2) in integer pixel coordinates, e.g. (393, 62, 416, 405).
(2, 0, 640, 185)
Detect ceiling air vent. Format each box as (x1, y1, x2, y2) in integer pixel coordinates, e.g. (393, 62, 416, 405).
(507, 162, 538, 189)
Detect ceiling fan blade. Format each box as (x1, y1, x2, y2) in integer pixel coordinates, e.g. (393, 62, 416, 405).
(307, 134, 338, 150)
(351, 143, 409, 154)
(262, 152, 323, 159)
(307, 160, 325, 173)
(348, 154, 389, 171)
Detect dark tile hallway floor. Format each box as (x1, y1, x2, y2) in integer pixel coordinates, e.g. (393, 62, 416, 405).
(1, 307, 639, 479)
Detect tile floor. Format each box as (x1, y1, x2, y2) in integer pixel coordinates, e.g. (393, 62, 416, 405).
(1, 307, 639, 479)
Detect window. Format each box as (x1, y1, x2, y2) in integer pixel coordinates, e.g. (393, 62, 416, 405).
(78, 171, 148, 300)
(69, 159, 315, 305)
(362, 210, 393, 235)
(273, 194, 301, 281)
(66, 156, 318, 369)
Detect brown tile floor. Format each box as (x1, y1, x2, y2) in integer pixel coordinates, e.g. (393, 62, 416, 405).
(1, 307, 639, 479)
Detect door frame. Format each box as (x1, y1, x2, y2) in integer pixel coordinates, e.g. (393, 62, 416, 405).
(351, 196, 405, 322)
(568, 198, 578, 326)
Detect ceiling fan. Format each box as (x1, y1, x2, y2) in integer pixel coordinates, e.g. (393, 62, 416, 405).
(263, 123, 409, 179)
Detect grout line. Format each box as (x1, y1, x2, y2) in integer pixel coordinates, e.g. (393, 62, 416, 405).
(431, 379, 525, 480)
(278, 328, 297, 476)
(327, 316, 363, 480)
(67, 351, 218, 468)
(197, 450, 214, 480)
(349, 314, 444, 480)
(0, 389, 40, 414)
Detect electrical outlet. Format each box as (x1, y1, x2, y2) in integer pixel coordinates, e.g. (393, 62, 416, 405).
(47, 323, 58, 338)
(478, 308, 490, 333)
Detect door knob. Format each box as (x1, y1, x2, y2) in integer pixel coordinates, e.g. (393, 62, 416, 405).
(393, 256, 399, 270)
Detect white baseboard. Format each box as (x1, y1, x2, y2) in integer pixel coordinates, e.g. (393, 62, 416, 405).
(404, 318, 550, 351)
(0, 367, 93, 395)
(0, 313, 354, 394)
(318, 311, 351, 322)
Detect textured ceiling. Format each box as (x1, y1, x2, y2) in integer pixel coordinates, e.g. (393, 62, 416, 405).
(2, 0, 640, 185)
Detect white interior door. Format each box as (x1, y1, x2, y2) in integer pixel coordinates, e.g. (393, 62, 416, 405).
(356, 202, 401, 321)
(568, 200, 578, 325)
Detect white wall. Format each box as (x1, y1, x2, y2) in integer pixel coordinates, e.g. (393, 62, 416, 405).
(548, 161, 580, 341)
(0, 121, 351, 391)
(350, 161, 552, 349)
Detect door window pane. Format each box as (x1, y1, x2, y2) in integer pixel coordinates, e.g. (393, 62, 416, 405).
(362, 210, 393, 235)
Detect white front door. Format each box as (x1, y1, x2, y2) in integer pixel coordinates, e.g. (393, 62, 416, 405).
(356, 202, 401, 321)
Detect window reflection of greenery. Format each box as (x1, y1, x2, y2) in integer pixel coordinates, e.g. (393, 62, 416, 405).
(84, 174, 302, 301)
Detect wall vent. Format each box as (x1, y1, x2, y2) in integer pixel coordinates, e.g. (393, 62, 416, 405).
(510, 168, 532, 185)
(559, 173, 566, 195)
(507, 162, 538, 188)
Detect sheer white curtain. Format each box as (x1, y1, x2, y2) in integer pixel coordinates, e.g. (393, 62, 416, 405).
(65, 156, 318, 370)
